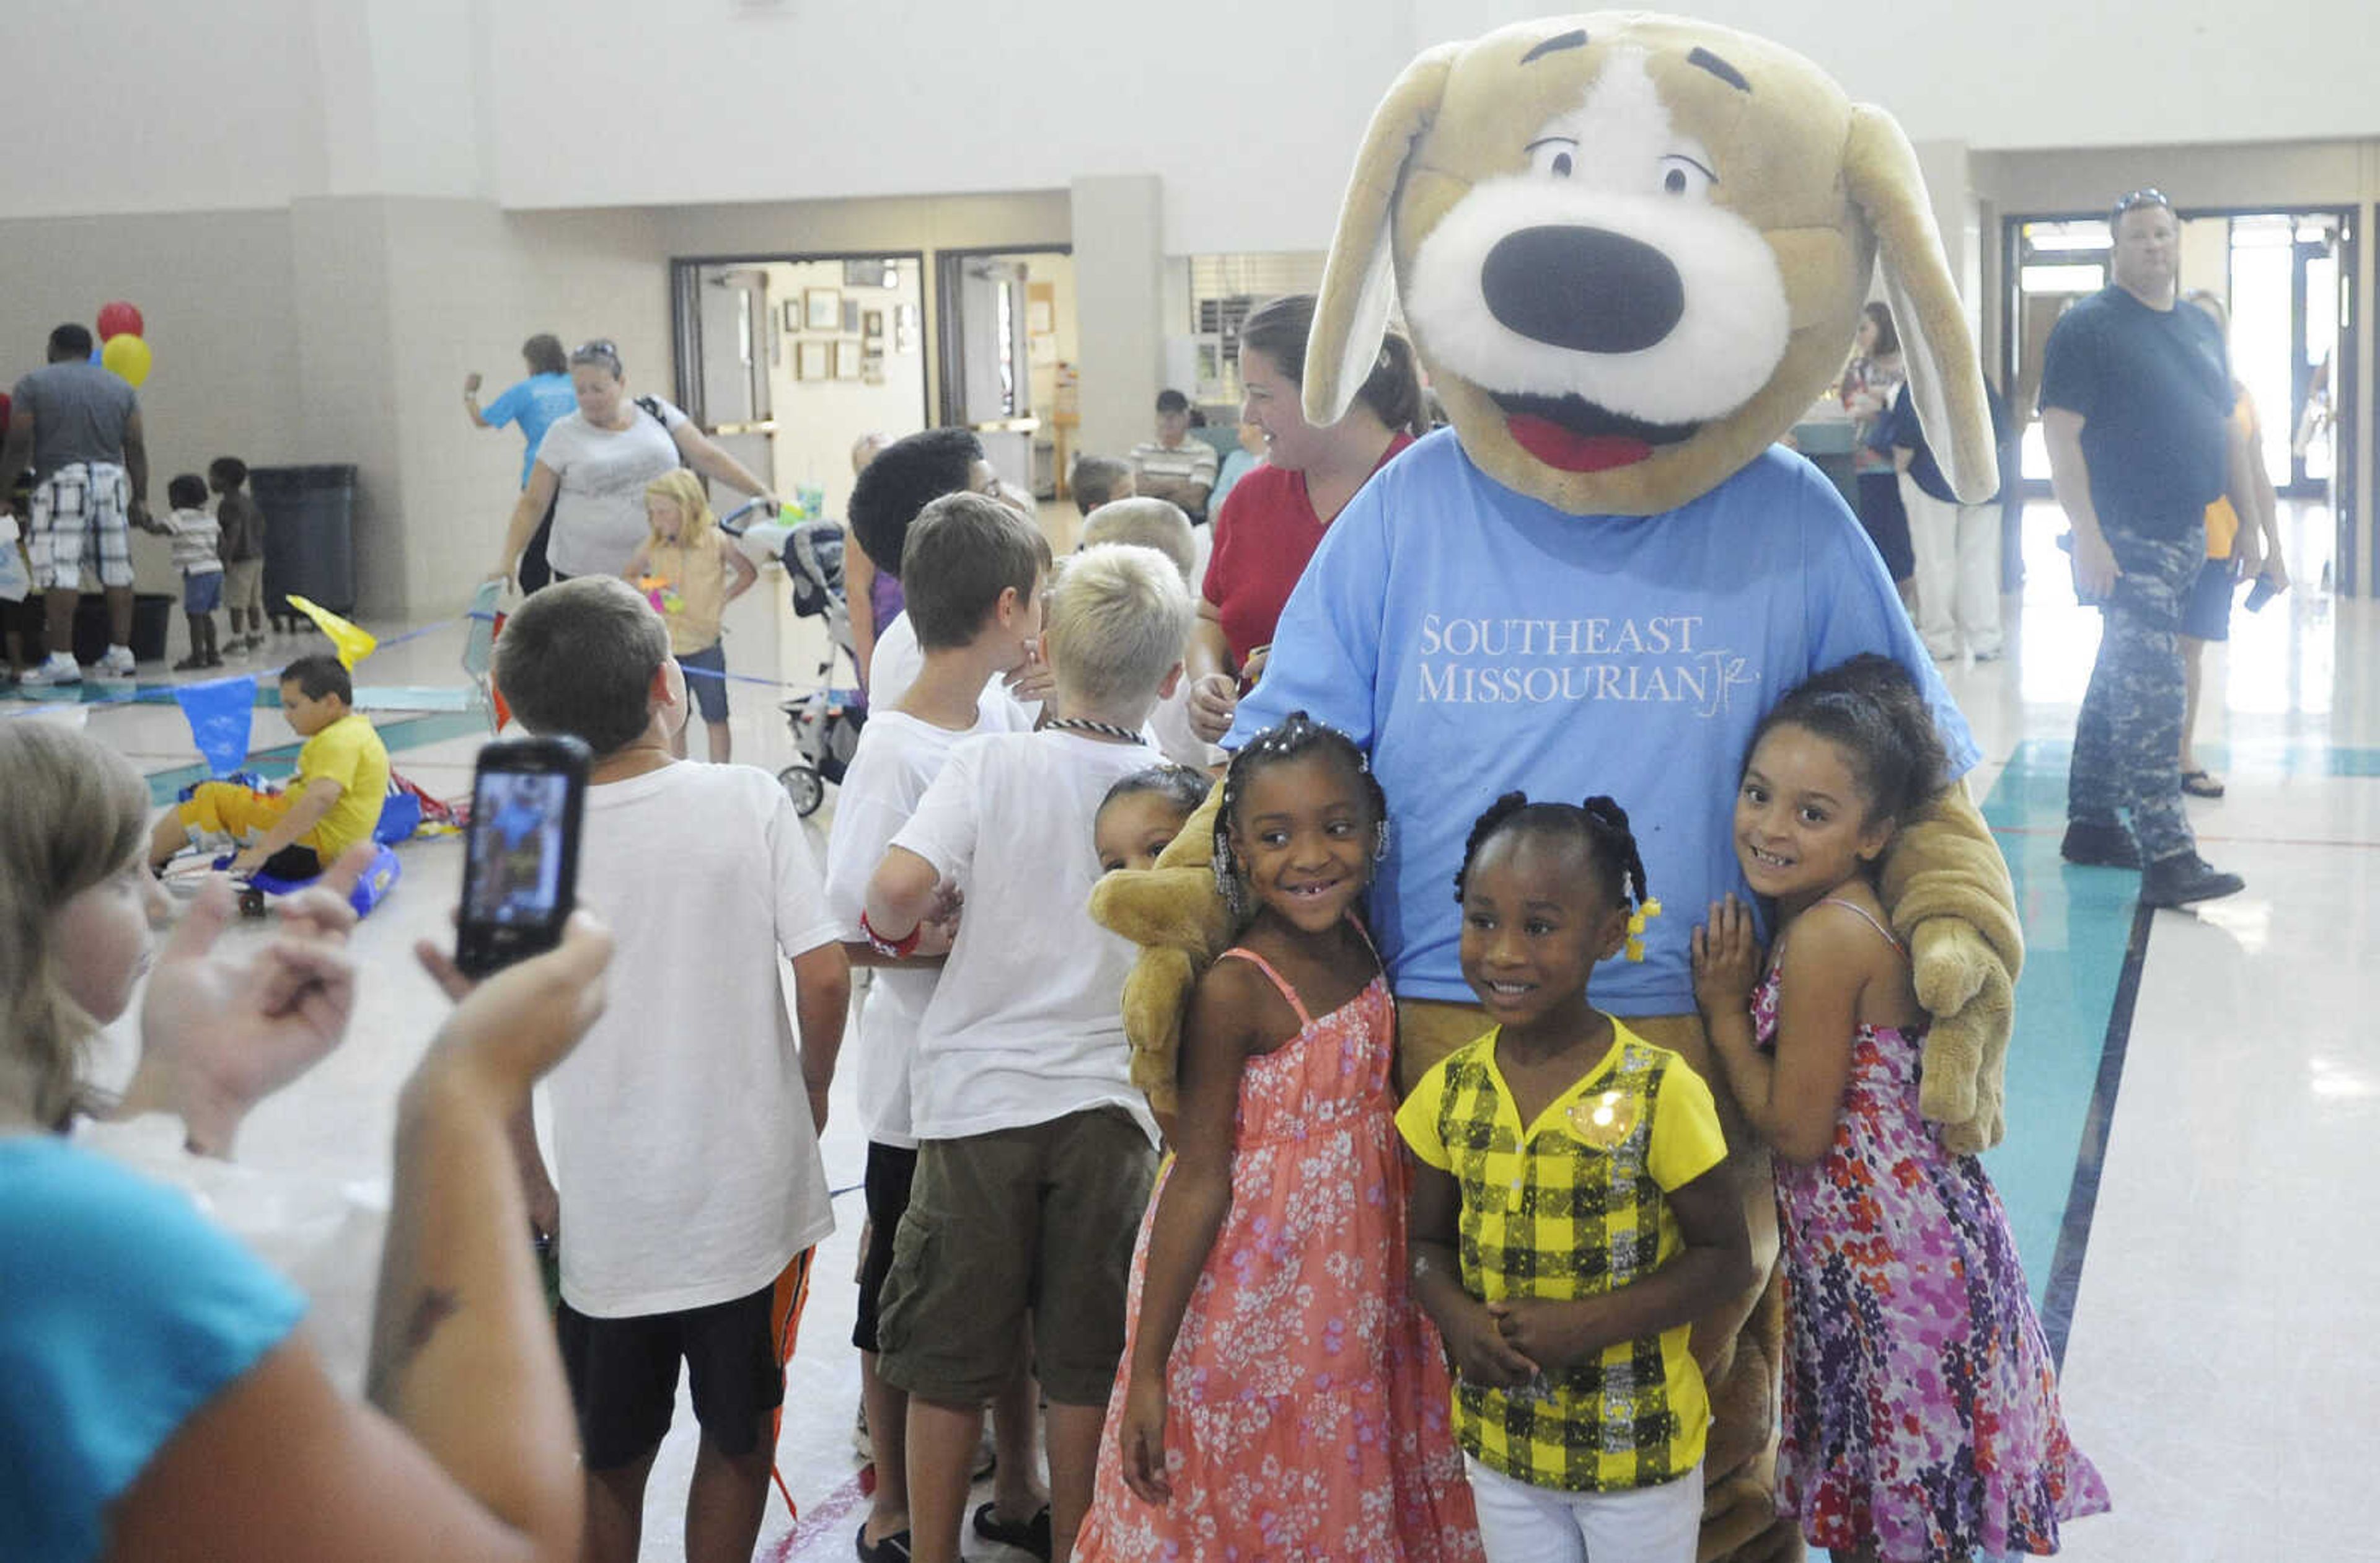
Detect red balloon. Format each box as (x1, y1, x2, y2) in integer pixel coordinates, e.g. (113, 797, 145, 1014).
(97, 301, 144, 342)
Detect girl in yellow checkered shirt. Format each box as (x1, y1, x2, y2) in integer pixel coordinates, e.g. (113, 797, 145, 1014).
(1399, 793, 1754, 1563)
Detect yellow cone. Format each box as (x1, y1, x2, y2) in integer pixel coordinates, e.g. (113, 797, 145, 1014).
(285, 594, 377, 669)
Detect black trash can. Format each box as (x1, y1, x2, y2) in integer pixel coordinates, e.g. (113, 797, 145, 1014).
(254, 464, 358, 620)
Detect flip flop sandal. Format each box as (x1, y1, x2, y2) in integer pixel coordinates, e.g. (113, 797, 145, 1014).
(854, 1524, 912, 1562)
(972, 1500, 1052, 1561)
(2180, 770, 2226, 799)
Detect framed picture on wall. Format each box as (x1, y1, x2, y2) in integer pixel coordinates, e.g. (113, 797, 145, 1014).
(842, 299, 862, 334)
(796, 340, 832, 381)
(863, 309, 885, 340)
(804, 288, 842, 332)
(833, 340, 863, 380)
(781, 301, 802, 334)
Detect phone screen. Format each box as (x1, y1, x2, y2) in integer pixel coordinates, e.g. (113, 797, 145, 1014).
(467, 770, 572, 927)
(457, 737, 588, 975)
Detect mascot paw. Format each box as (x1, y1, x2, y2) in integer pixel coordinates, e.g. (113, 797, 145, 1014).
(1916, 961, 2012, 1151)
(1908, 917, 1991, 1015)
(1088, 780, 1231, 1118)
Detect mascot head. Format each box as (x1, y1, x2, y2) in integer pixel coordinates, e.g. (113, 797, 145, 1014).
(1307, 13, 1994, 515)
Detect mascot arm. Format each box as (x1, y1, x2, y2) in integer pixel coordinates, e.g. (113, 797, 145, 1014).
(1879, 784, 2022, 1154)
(1090, 782, 1232, 1119)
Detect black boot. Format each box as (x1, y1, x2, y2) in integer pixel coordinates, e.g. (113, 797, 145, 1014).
(2061, 819, 2140, 869)
(2141, 852, 2245, 908)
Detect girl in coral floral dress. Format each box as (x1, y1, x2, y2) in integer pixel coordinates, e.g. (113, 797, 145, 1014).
(1075, 713, 1479, 1562)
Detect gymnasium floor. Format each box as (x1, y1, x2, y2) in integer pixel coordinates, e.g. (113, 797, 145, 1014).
(18, 498, 2373, 1562)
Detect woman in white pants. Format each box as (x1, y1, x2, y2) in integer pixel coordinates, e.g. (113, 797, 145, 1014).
(1877, 378, 2010, 661)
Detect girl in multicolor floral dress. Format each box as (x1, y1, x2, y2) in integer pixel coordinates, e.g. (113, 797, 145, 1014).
(1075, 713, 1480, 1562)
(1691, 654, 2109, 1562)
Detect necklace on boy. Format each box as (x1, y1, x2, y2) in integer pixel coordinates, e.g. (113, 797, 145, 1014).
(1042, 717, 1145, 744)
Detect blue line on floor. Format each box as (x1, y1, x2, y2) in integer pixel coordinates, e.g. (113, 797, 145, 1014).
(2037, 901, 2151, 1368)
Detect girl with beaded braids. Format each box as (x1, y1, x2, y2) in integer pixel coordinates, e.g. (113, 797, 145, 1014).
(1077, 711, 1480, 1562)
(1397, 791, 1753, 1563)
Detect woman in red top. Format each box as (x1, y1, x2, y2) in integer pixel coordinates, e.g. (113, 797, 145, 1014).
(1188, 293, 1425, 743)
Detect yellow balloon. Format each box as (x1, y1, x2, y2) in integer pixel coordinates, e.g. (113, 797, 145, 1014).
(100, 333, 152, 388)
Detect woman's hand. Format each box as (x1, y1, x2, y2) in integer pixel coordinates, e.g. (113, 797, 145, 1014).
(1117, 1372, 1173, 1504)
(136, 846, 376, 1156)
(408, 913, 612, 1109)
(1186, 672, 1237, 745)
(464, 371, 483, 395)
(1690, 894, 1764, 1017)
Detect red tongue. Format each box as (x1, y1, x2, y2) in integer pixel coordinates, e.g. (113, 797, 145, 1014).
(1505, 413, 1653, 473)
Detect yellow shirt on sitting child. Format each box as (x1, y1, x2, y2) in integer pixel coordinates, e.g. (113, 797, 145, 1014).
(1396, 1023, 1728, 1493)
(297, 712, 391, 860)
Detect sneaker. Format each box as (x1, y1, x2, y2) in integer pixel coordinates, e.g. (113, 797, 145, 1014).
(97, 645, 138, 679)
(20, 652, 81, 687)
(2061, 819, 2140, 870)
(173, 654, 210, 672)
(2140, 852, 2245, 909)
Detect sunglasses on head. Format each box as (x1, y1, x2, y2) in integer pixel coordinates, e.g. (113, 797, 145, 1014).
(2111, 188, 2172, 222)
(569, 339, 623, 372)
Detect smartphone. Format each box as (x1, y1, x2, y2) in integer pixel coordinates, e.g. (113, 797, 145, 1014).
(455, 736, 591, 976)
(2244, 576, 2282, 612)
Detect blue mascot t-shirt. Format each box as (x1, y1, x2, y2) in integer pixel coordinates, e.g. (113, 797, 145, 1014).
(1230, 429, 1978, 1018)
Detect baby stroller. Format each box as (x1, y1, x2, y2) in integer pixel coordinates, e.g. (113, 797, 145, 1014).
(725, 503, 866, 817)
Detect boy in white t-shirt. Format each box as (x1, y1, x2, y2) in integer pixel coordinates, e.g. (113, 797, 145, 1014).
(863, 545, 1194, 1563)
(493, 576, 852, 1563)
(823, 493, 1052, 1563)
(1078, 496, 1220, 772)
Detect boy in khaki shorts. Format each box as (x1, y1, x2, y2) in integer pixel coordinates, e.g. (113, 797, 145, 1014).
(210, 457, 267, 655)
(863, 544, 1194, 1563)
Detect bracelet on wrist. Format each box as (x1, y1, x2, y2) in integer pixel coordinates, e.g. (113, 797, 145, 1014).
(859, 909, 920, 960)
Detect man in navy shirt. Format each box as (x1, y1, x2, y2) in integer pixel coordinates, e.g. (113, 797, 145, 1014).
(2038, 188, 2249, 907)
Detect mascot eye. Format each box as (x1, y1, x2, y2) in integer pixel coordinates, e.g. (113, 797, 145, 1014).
(1527, 138, 1580, 179)
(1659, 155, 1716, 200)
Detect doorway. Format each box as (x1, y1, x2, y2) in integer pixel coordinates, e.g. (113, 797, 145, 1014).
(1999, 207, 2357, 584)
(935, 247, 1077, 498)
(671, 253, 932, 523)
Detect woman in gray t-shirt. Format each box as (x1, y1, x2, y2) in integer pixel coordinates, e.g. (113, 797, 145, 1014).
(490, 340, 776, 586)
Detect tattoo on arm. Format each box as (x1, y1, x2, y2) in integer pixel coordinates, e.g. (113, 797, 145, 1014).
(370, 1287, 461, 1399)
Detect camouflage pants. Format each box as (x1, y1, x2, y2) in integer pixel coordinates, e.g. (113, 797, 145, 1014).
(2069, 524, 2203, 863)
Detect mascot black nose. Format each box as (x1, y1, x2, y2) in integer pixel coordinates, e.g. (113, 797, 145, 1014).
(1481, 225, 1683, 354)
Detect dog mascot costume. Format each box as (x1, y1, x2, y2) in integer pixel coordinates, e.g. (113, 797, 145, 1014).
(1093, 15, 2022, 1561)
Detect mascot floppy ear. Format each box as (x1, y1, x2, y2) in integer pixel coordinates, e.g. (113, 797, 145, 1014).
(1305, 44, 1461, 428)
(1844, 105, 1996, 503)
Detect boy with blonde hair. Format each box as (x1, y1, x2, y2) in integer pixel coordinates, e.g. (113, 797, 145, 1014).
(863, 545, 1193, 1563)
(1079, 498, 1214, 769)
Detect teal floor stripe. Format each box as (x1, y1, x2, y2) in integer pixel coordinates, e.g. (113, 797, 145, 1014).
(142, 711, 488, 804)
(1977, 739, 2139, 1307)
(6, 680, 477, 713)
(2012, 736, 2380, 779)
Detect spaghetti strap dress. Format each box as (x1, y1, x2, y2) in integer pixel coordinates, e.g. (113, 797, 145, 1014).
(1075, 945, 1481, 1561)
(1755, 897, 2109, 1560)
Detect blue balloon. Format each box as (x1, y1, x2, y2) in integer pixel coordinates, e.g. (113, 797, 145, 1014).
(89, 346, 102, 364)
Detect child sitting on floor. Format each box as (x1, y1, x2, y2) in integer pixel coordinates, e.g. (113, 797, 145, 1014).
(147, 654, 390, 881)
